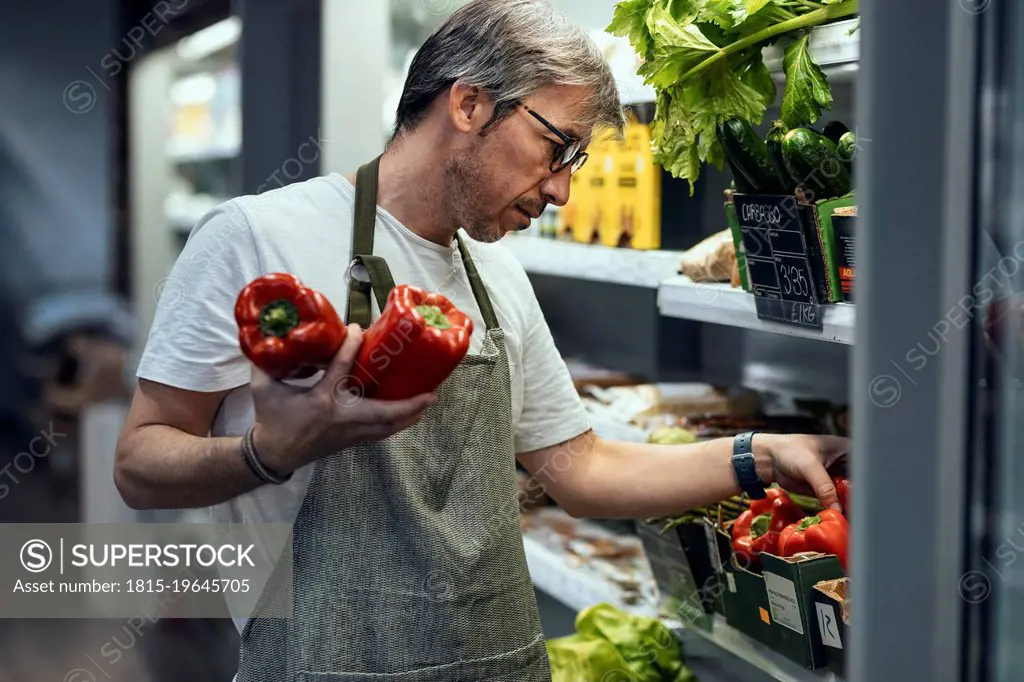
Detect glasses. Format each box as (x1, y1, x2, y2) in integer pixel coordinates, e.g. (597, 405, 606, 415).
(521, 104, 589, 175)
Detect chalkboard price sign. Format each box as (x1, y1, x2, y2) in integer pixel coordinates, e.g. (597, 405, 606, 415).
(734, 194, 824, 331)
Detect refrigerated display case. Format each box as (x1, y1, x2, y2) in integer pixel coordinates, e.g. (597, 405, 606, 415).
(366, 1, 1017, 681)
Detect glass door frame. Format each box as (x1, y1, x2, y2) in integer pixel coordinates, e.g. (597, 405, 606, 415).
(851, 0, 983, 680)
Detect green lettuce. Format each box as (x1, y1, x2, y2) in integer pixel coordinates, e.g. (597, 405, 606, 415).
(608, 0, 859, 194)
(547, 603, 698, 682)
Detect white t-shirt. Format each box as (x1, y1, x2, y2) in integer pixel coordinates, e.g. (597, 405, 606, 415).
(136, 173, 591, 634)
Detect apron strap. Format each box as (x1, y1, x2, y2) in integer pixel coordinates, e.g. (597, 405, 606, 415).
(348, 154, 500, 332)
(348, 156, 397, 328)
(455, 234, 500, 331)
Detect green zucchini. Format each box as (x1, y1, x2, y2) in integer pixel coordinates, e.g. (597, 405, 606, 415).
(781, 128, 852, 201)
(716, 118, 786, 195)
(822, 120, 851, 145)
(837, 131, 857, 176)
(725, 156, 758, 194)
(766, 120, 798, 195)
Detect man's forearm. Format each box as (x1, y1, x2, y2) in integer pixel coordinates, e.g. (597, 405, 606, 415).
(115, 425, 264, 510)
(560, 435, 774, 519)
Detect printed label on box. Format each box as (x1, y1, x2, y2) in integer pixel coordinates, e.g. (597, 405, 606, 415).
(816, 603, 843, 649)
(764, 572, 804, 634)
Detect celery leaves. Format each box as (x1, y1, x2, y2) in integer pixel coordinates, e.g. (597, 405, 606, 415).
(651, 57, 769, 195)
(608, 0, 858, 190)
(781, 32, 833, 127)
(607, 0, 657, 60)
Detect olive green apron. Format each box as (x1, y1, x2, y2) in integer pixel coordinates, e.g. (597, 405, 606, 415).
(235, 156, 551, 681)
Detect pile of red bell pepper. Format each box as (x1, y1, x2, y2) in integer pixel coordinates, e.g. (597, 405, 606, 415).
(235, 273, 472, 398)
(731, 476, 851, 572)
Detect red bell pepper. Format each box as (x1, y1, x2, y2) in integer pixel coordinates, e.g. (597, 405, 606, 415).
(749, 488, 806, 527)
(833, 476, 851, 514)
(235, 273, 347, 381)
(778, 509, 849, 571)
(731, 509, 763, 571)
(350, 285, 473, 401)
(748, 488, 805, 551)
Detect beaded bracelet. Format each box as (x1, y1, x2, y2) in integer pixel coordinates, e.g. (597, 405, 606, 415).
(241, 426, 292, 485)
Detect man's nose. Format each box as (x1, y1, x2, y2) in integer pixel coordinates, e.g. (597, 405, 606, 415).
(540, 167, 572, 207)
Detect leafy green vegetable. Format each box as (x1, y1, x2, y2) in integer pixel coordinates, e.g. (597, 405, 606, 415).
(739, 49, 776, 107)
(607, 0, 858, 193)
(547, 603, 698, 682)
(608, 0, 657, 60)
(780, 33, 833, 127)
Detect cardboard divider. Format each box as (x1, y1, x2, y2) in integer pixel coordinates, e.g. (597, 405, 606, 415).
(811, 577, 851, 675)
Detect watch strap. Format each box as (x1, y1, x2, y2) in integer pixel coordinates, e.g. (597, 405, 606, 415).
(732, 431, 766, 500)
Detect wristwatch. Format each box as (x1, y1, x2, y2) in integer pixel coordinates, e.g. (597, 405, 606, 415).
(732, 431, 767, 499)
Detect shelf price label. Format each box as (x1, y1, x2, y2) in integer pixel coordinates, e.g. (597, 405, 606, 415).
(734, 194, 824, 331)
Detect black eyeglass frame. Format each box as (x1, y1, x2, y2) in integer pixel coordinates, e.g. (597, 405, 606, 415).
(520, 104, 589, 175)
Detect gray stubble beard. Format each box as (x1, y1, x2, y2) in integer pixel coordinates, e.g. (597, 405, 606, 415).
(442, 144, 504, 244)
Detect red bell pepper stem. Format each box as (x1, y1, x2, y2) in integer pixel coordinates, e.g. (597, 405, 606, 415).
(750, 514, 770, 539)
(235, 273, 347, 381)
(351, 285, 473, 401)
(259, 299, 301, 337)
(416, 305, 452, 330)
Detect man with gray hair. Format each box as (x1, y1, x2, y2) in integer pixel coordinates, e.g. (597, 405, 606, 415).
(115, 1, 850, 679)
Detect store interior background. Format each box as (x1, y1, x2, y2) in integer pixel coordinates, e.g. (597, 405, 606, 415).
(0, 0, 910, 680)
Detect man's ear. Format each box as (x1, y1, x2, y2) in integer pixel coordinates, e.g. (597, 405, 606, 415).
(448, 80, 488, 134)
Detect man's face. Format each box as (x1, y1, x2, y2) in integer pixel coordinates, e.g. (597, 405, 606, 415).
(443, 84, 593, 244)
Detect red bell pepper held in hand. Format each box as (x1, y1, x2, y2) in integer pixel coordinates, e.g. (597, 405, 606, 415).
(833, 476, 851, 514)
(778, 509, 849, 571)
(350, 285, 473, 401)
(235, 273, 347, 381)
(749, 488, 806, 527)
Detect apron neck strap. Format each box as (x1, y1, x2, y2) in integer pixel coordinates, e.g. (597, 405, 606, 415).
(455, 233, 500, 331)
(347, 155, 500, 332)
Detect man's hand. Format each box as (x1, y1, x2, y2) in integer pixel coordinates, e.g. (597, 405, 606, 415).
(756, 434, 851, 510)
(250, 324, 437, 474)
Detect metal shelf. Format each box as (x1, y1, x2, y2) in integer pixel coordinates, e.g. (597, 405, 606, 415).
(502, 237, 683, 289)
(674, 616, 843, 682)
(763, 18, 860, 72)
(167, 140, 240, 164)
(657, 277, 855, 345)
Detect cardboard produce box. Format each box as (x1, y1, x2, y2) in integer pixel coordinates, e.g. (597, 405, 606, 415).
(760, 552, 846, 670)
(713, 520, 847, 670)
(723, 190, 751, 291)
(798, 194, 856, 304)
(636, 520, 714, 632)
(811, 577, 851, 676)
(714, 523, 775, 647)
(830, 207, 857, 303)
